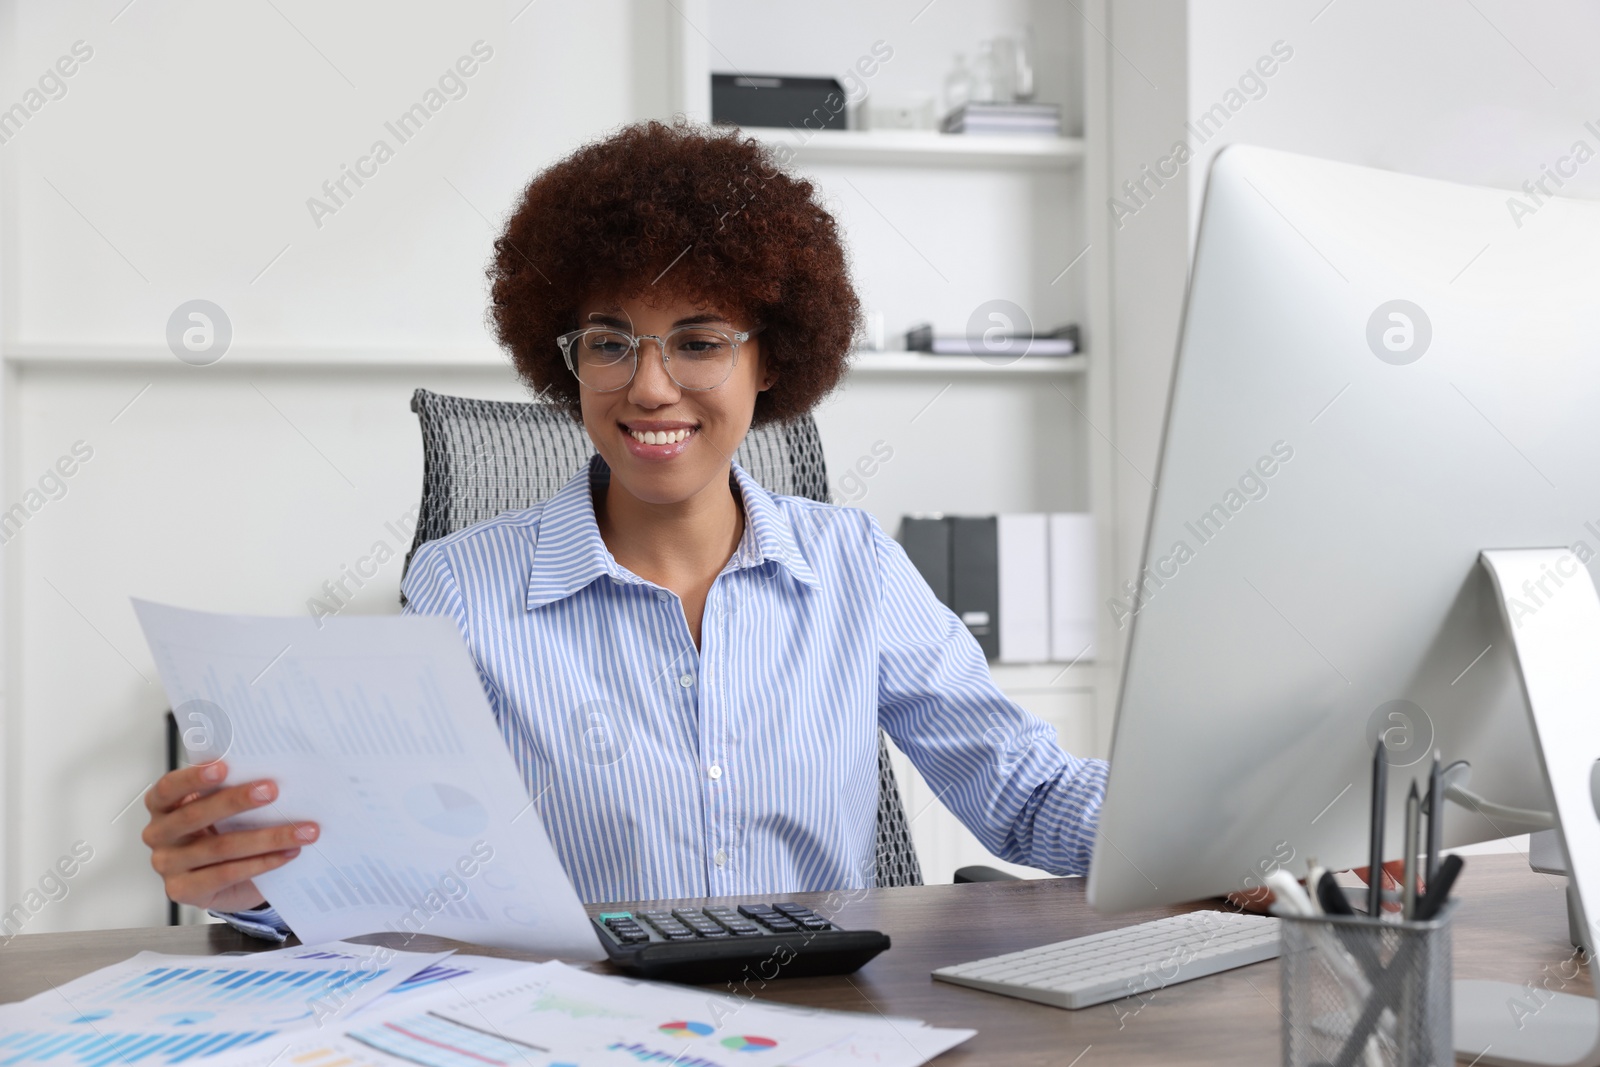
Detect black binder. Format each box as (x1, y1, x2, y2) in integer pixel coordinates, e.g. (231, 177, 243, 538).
(949, 516, 1000, 659)
(898, 516, 951, 606)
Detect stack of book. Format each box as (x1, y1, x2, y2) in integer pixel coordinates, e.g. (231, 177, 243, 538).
(899, 514, 1095, 664)
(940, 102, 1061, 136)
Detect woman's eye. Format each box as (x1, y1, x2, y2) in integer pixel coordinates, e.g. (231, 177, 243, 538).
(673, 333, 729, 358)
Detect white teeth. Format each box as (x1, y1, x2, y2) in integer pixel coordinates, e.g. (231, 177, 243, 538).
(628, 428, 692, 445)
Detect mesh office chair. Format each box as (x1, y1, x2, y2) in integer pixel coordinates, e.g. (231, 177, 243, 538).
(401, 388, 925, 888)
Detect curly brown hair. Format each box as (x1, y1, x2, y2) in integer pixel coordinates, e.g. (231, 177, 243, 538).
(488, 120, 861, 427)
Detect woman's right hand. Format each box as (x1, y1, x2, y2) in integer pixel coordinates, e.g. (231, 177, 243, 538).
(141, 760, 318, 914)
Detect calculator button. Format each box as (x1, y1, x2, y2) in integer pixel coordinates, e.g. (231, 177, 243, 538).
(641, 915, 696, 939)
(672, 910, 731, 937)
(743, 912, 801, 932)
(706, 912, 763, 935)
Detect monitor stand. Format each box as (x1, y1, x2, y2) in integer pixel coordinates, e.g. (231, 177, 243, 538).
(1455, 549, 1600, 1066)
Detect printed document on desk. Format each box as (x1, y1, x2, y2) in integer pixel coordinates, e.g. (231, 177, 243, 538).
(133, 600, 604, 959)
(0, 941, 448, 1033)
(194, 962, 975, 1067)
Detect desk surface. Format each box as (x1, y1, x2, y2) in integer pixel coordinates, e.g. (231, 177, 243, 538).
(0, 853, 1581, 1064)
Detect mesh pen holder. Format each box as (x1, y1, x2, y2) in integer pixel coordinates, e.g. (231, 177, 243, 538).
(1278, 900, 1455, 1067)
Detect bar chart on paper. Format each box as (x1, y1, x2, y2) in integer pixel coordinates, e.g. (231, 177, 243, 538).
(132, 602, 606, 958)
(0, 945, 455, 1067)
(0, 1027, 279, 1067)
(294, 853, 490, 920)
(85, 964, 385, 1005)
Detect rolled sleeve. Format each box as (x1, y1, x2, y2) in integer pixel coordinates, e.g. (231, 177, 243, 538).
(870, 518, 1107, 875)
(210, 903, 291, 943)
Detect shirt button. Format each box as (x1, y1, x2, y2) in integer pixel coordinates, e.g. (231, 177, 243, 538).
(678, 673, 694, 688)
(708, 765, 723, 780)
(714, 849, 727, 867)
(656, 589, 669, 602)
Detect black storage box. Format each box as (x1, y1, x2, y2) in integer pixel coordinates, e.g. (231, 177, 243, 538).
(711, 74, 848, 131)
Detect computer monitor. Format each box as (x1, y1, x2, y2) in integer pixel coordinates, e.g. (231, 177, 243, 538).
(1087, 144, 1600, 914)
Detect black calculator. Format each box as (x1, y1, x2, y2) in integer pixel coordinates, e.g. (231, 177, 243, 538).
(592, 902, 891, 983)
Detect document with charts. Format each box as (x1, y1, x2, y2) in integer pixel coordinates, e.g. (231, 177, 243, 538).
(0, 941, 448, 1030)
(0, 942, 549, 1067)
(132, 600, 603, 959)
(189, 962, 975, 1067)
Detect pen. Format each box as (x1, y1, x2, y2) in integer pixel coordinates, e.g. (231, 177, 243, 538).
(1403, 781, 1421, 920)
(1425, 749, 1443, 883)
(1316, 871, 1355, 916)
(1305, 857, 1325, 916)
(1265, 868, 1316, 917)
(1368, 735, 1388, 916)
(1414, 854, 1464, 922)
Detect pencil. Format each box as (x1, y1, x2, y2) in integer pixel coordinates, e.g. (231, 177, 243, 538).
(1368, 735, 1387, 916)
(1403, 780, 1421, 919)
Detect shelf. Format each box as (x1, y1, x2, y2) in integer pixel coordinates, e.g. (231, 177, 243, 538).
(848, 351, 1084, 376)
(3, 343, 512, 368)
(743, 128, 1085, 170)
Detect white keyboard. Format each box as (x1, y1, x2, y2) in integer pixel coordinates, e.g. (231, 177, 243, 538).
(932, 910, 1281, 1010)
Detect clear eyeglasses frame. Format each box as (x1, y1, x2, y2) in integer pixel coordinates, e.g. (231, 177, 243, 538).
(555, 324, 761, 393)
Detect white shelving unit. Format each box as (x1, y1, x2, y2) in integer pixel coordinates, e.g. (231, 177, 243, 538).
(690, 1, 1115, 885)
(848, 352, 1085, 376)
(743, 127, 1085, 170)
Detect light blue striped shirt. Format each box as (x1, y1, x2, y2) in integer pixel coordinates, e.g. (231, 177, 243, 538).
(220, 455, 1105, 935)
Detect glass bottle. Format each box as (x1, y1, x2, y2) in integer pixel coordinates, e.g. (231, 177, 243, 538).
(971, 40, 999, 104)
(943, 52, 973, 117)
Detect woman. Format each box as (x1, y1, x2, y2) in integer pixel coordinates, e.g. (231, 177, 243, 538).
(140, 121, 1108, 937)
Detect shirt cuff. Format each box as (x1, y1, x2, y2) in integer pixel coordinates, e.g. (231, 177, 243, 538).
(210, 903, 292, 943)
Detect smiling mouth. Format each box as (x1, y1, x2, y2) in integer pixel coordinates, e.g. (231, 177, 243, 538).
(622, 425, 698, 445)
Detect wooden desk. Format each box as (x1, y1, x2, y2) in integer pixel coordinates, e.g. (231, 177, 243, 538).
(0, 854, 1582, 1064)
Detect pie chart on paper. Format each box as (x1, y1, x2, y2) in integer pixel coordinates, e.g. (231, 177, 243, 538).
(721, 1035, 778, 1052)
(402, 783, 489, 837)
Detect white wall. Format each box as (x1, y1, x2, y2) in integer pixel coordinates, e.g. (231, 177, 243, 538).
(0, 0, 1105, 930)
(0, 0, 653, 933)
(1094, 0, 1600, 862)
(1101, 0, 1600, 669)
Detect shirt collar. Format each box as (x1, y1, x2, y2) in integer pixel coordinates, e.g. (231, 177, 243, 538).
(525, 454, 819, 610)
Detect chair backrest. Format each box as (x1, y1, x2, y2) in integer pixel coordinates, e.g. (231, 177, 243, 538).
(403, 388, 923, 888)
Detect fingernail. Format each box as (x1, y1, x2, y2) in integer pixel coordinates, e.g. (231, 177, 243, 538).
(250, 783, 274, 803)
(202, 763, 225, 783)
(283, 847, 301, 859)
(294, 824, 318, 842)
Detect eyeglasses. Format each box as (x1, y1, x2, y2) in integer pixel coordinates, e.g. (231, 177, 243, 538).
(556, 325, 760, 393)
